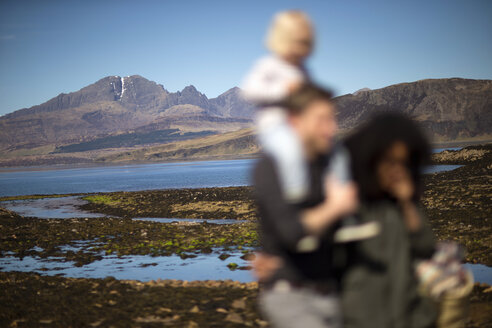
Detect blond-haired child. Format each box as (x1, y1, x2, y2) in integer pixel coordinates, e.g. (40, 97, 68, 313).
(242, 10, 314, 203)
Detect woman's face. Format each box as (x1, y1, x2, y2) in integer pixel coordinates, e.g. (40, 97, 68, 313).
(376, 141, 414, 201)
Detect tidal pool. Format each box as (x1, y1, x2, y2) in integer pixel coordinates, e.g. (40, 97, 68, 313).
(0, 196, 105, 219)
(464, 263, 492, 285)
(432, 147, 462, 153)
(1, 197, 247, 223)
(423, 165, 463, 174)
(0, 249, 254, 282)
(1, 254, 489, 284)
(133, 217, 246, 224)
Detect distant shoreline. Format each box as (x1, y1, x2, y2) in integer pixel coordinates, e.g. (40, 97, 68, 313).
(2, 141, 492, 171)
(0, 154, 260, 172)
(431, 139, 492, 148)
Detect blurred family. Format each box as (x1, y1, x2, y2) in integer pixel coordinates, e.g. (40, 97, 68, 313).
(242, 10, 473, 328)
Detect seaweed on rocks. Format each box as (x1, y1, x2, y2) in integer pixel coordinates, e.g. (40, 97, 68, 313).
(423, 144, 492, 265)
(0, 209, 259, 265)
(80, 187, 256, 221)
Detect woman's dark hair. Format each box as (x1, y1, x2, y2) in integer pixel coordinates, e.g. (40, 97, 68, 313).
(344, 112, 431, 202)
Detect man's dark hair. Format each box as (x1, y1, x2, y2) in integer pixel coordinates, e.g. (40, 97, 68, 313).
(283, 83, 334, 115)
(344, 112, 431, 202)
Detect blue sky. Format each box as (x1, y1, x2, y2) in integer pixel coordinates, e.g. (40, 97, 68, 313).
(0, 0, 491, 116)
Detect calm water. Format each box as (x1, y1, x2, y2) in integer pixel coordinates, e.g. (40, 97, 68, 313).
(0, 159, 254, 197)
(0, 158, 462, 198)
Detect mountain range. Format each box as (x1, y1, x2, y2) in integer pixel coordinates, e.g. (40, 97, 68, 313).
(336, 78, 492, 141)
(0, 75, 255, 152)
(0, 75, 491, 166)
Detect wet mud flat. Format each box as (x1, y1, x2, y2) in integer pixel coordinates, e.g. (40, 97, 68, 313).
(0, 272, 490, 328)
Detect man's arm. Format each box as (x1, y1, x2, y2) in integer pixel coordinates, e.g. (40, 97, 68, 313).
(301, 176, 358, 236)
(253, 157, 358, 252)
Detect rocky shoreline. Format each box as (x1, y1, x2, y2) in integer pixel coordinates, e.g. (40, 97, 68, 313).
(425, 144, 492, 265)
(0, 144, 490, 327)
(0, 272, 490, 327)
(79, 187, 256, 221)
(0, 272, 266, 328)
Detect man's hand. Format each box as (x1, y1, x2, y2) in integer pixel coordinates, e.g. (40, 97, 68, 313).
(251, 252, 283, 282)
(325, 175, 359, 218)
(301, 176, 359, 235)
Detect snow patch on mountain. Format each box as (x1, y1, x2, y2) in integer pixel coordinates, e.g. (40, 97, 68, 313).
(120, 77, 125, 99)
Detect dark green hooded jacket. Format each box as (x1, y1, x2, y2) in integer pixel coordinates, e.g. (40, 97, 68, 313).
(340, 201, 437, 328)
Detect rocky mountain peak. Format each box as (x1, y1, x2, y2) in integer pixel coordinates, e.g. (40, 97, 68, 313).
(173, 85, 209, 109)
(181, 85, 199, 93)
(215, 87, 241, 98)
(353, 87, 371, 95)
(209, 87, 254, 118)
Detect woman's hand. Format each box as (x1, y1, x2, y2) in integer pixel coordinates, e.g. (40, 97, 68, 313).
(377, 141, 415, 203)
(387, 167, 414, 203)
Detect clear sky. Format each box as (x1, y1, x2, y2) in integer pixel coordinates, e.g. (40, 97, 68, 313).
(1, 0, 491, 116)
